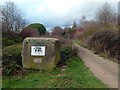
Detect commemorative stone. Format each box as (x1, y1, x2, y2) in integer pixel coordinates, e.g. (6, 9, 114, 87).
(22, 37, 60, 70)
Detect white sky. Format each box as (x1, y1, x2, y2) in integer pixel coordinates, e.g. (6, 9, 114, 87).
(0, 0, 119, 29)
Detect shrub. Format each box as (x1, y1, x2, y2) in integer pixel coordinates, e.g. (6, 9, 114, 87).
(60, 46, 72, 62)
(50, 36, 72, 47)
(2, 37, 23, 47)
(20, 27, 39, 39)
(2, 31, 20, 38)
(52, 26, 63, 36)
(79, 28, 97, 43)
(85, 30, 119, 62)
(58, 45, 78, 66)
(59, 38, 72, 47)
(11, 37, 23, 43)
(2, 38, 15, 47)
(2, 44, 23, 76)
(2, 44, 22, 65)
(71, 46, 78, 57)
(61, 30, 69, 38)
(2, 61, 23, 76)
(28, 23, 46, 35)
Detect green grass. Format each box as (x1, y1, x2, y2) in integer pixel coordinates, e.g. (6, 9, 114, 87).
(2, 56, 108, 88)
(73, 39, 81, 45)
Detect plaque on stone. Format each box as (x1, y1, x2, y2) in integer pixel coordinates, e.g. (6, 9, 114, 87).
(31, 46, 45, 56)
(34, 58, 42, 63)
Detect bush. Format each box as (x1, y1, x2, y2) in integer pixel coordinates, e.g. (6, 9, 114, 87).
(2, 44, 22, 66)
(2, 37, 23, 47)
(58, 45, 78, 66)
(11, 37, 23, 43)
(2, 44, 23, 76)
(85, 30, 119, 62)
(52, 26, 63, 36)
(20, 27, 39, 39)
(28, 23, 46, 35)
(50, 36, 72, 47)
(60, 46, 72, 62)
(2, 61, 23, 76)
(79, 28, 97, 43)
(61, 31, 69, 38)
(2, 38, 15, 47)
(2, 31, 20, 38)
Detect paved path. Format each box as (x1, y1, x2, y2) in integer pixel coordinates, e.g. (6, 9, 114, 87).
(75, 44, 119, 88)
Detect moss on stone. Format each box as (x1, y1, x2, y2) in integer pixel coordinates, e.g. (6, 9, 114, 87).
(22, 37, 60, 70)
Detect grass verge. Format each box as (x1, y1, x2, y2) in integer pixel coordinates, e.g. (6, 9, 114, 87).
(2, 56, 108, 88)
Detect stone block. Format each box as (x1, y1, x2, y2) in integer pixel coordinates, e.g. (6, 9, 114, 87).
(22, 37, 60, 70)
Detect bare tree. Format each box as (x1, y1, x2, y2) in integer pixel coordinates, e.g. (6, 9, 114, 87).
(1, 1, 26, 32)
(96, 3, 117, 25)
(80, 15, 87, 27)
(52, 26, 63, 36)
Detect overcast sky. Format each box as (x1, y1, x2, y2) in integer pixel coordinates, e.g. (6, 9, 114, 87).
(0, 0, 119, 30)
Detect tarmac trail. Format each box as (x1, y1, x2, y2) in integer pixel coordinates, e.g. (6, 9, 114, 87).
(75, 44, 119, 88)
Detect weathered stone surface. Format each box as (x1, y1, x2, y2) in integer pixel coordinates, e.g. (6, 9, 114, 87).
(22, 37, 60, 70)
